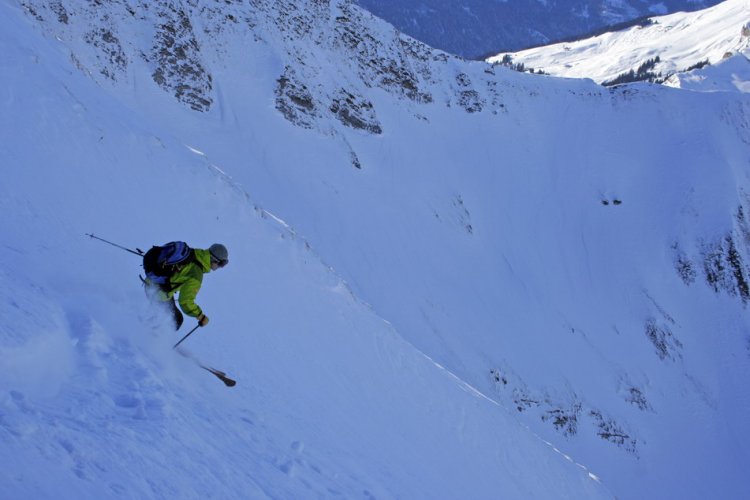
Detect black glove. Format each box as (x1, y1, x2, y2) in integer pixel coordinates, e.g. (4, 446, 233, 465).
(198, 314, 209, 327)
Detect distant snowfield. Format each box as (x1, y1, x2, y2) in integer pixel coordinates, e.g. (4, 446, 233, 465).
(2, 0, 750, 499)
(489, 0, 750, 91)
(667, 51, 750, 91)
(355, 0, 724, 58)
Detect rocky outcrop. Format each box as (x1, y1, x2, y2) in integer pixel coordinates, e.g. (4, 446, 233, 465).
(83, 28, 128, 81)
(275, 66, 319, 129)
(329, 89, 382, 134)
(21, 0, 214, 110)
(20, 0, 510, 131)
(490, 368, 641, 456)
(150, 2, 213, 112)
(673, 204, 750, 305)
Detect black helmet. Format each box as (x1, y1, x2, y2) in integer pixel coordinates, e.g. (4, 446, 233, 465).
(209, 243, 229, 267)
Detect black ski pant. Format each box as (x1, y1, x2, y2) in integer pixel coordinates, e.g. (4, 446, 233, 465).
(166, 298, 184, 331)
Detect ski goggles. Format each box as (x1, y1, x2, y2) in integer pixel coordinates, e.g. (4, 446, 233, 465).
(210, 253, 229, 268)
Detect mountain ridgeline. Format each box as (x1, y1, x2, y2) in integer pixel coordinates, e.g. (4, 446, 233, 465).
(355, 0, 723, 59)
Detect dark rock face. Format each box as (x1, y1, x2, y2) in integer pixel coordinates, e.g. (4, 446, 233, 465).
(150, 2, 213, 112)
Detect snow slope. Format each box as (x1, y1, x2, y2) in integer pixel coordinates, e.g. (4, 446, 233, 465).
(0, 3, 609, 499)
(489, 0, 750, 89)
(3, 0, 750, 499)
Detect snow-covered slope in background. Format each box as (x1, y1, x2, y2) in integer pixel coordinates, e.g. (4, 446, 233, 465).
(3, 0, 750, 498)
(670, 52, 750, 91)
(489, 0, 750, 90)
(356, 0, 722, 59)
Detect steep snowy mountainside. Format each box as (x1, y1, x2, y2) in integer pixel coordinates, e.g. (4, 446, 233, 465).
(489, 0, 750, 90)
(19, 0, 489, 143)
(9, 0, 750, 499)
(355, 0, 723, 59)
(0, 3, 611, 498)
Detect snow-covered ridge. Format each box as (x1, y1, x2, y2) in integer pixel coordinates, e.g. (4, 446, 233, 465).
(355, 0, 723, 59)
(20, 0, 503, 132)
(489, 0, 750, 91)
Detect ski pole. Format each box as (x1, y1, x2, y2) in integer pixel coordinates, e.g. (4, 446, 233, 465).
(173, 324, 200, 349)
(85, 233, 144, 256)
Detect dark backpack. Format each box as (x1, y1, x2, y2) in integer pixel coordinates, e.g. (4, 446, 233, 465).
(143, 241, 195, 290)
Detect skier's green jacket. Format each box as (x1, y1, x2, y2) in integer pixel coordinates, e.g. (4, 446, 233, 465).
(162, 248, 213, 318)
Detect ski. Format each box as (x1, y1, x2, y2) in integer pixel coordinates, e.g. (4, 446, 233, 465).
(175, 347, 237, 387)
(201, 366, 237, 387)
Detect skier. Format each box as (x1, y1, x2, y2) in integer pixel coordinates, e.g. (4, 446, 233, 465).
(143, 242, 229, 330)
